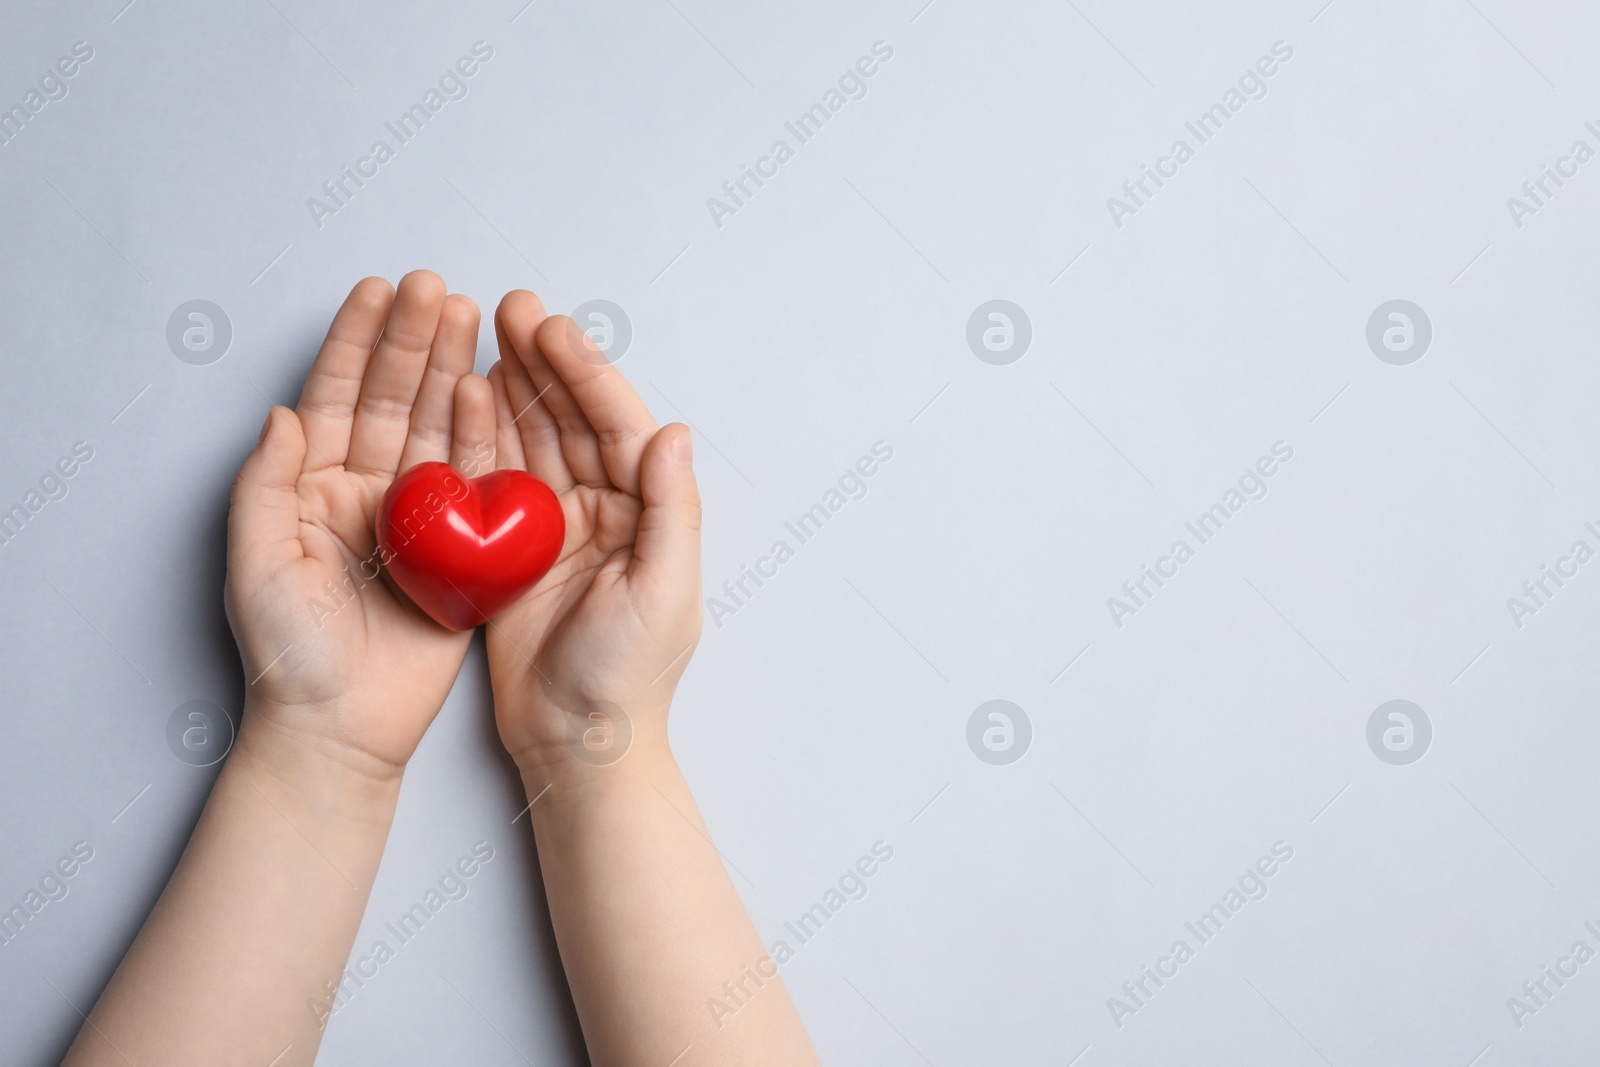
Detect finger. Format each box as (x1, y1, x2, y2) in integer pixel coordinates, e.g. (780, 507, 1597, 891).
(627, 424, 701, 617)
(295, 277, 395, 472)
(345, 270, 448, 478)
(486, 363, 527, 472)
(450, 374, 497, 475)
(229, 407, 309, 577)
(497, 352, 575, 491)
(493, 291, 571, 477)
(534, 315, 657, 496)
(483, 363, 528, 470)
(399, 293, 480, 472)
(498, 293, 607, 488)
(493, 293, 546, 457)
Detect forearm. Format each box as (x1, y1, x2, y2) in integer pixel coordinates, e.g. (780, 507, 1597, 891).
(64, 707, 402, 1067)
(525, 741, 820, 1067)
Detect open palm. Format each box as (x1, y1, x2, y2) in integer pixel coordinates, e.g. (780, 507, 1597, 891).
(480, 291, 702, 769)
(226, 272, 497, 772)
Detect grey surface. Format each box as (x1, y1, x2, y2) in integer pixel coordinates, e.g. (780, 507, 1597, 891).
(1, 0, 1596, 1063)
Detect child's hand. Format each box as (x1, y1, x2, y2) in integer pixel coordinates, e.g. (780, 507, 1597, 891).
(481, 290, 701, 775)
(484, 293, 816, 1066)
(227, 271, 495, 775)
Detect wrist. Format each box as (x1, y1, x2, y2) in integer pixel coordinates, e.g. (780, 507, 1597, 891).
(498, 686, 672, 778)
(516, 734, 679, 819)
(231, 704, 405, 827)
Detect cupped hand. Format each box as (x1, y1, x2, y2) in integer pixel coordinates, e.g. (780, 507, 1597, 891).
(225, 271, 498, 774)
(481, 291, 703, 772)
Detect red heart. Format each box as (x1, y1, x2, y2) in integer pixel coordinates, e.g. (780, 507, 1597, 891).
(377, 462, 565, 631)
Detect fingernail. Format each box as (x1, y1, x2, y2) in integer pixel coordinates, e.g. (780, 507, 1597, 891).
(672, 430, 692, 466)
(258, 409, 274, 443)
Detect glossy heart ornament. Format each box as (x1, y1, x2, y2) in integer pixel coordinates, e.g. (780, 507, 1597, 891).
(377, 462, 565, 631)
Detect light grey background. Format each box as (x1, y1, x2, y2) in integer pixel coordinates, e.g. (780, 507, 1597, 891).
(1, 0, 1595, 1063)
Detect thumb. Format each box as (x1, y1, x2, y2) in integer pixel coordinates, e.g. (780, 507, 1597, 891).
(228, 406, 308, 576)
(629, 423, 701, 612)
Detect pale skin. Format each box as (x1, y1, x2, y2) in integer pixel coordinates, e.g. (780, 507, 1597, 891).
(63, 273, 819, 1067)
